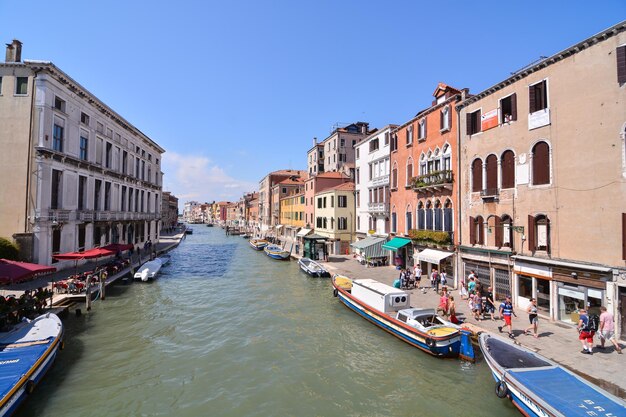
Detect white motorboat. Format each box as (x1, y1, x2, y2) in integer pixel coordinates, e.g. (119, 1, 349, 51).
(134, 255, 170, 282)
(298, 257, 330, 277)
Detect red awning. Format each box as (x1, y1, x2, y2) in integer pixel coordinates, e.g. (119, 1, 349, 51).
(52, 247, 116, 261)
(0, 259, 56, 284)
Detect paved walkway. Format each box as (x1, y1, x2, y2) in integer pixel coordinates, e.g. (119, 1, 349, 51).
(307, 253, 625, 398)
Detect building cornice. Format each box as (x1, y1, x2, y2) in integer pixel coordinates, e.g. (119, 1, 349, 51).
(456, 20, 626, 111)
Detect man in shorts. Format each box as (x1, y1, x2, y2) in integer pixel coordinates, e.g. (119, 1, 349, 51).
(599, 306, 622, 354)
(498, 296, 517, 338)
(483, 287, 496, 321)
(577, 309, 594, 354)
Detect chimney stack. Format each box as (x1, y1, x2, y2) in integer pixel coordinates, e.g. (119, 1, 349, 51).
(5, 39, 22, 63)
(313, 137, 317, 147)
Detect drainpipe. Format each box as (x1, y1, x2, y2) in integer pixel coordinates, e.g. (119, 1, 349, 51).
(25, 69, 40, 235)
(455, 94, 463, 285)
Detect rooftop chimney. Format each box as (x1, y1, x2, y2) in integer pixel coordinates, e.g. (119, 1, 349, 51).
(5, 39, 22, 63)
(313, 137, 317, 147)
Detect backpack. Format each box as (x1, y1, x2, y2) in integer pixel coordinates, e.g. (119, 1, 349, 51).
(587, 314, 600, 332)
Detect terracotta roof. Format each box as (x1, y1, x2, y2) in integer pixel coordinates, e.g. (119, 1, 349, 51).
(314, 171, 350, 179)
(270, 169, 306, 176)
(276, 177, 304, 185)
(328, 182, 355, 192)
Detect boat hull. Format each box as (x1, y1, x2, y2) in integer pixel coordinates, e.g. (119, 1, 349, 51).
(332, 279, 460, 358)
(249, 240, 268, 251)
(298, 258, 330, 277)
(264, 245, 290, 260)
(0, 314, 64, 417)
(479, 333, 626, 417)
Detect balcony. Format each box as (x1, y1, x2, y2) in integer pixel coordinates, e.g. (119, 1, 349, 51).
(367, 202, 389, 214)
(35, 209, 72, 223)
(408, 229, 454, 248)
(411, 170, 454, 193)
(77, 210, 94, 221)
(480, 188, 499, 201)
(371, 174, 389, 187)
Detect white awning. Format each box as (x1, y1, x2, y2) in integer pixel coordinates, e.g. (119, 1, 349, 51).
(275, 225, 283, 230)
(296, 228, 312, 237)
(417, 248, 453, 264)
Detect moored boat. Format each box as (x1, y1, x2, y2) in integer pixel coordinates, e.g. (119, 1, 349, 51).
(479, 333, 626, 417)
(249, 238, 269, 251)
(0, 313, 64, 417)
(331, 275, 461, 358)
(185, 228, 193, 235)
(263, 244, 291, 260)
(298, 257, 330, 277)
(133, 255, 170, 282)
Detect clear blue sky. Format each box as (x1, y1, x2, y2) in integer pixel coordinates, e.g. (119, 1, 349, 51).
(1, 1, 624, 207)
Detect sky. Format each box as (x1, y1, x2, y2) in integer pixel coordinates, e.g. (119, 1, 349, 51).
(1, 1, 624, 209)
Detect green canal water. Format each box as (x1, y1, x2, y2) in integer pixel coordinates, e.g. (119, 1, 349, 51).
(18, 226, 520, 417)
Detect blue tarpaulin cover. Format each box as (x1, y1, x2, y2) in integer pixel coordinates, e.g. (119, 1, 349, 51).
(0, 342, 51, 400)
(508, 367, 626, 416)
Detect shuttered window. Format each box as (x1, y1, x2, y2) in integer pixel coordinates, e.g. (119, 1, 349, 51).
(467, 110, 481, 135)
(471, 159, 483, 192)
(528, 215, 536, 252)
(392, 166, 398, 189)
(417, 208, 425, 230)
(494, 216, 503, 248)
(469, 216, 476, 244)
(532, 141, 550, 185)
(500, 93, 517, 123)
(617, 46, 626, 85)
(501, 150, 515, 189)
(529, 80, 547, 113)
(485, 155, 498, 192)
(476, 216, 484, 245)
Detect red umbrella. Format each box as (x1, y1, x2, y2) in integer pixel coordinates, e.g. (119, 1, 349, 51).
(0, 259, 56, 285)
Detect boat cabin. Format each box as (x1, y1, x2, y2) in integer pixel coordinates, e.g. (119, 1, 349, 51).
(351, 279, 410, 314)
(396, 308, 443, 327)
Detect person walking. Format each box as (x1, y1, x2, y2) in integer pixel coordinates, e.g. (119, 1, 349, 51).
(437, 290, 449, 318)
(432, 269, 440, 293)
(577, 309, 594, 354)
(449, 296, 459, 324)
(598, 306, 622, 353)
(440, 271, 447, 293)
(472, 292, 483, 321)
(524, 298, 539, 338)
(498, 296, 517, 338)
(467, 277, 476, 295)
(414, 264, 422, 289)
(483, 287, 496, 321)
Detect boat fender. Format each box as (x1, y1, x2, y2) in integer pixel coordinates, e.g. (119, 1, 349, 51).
(333, 288, 338, 297)
(495, 380, 508, 399)
(25, 380, 35, 395)
(425, 337, 437, 349)
(60, 340, 65, 350)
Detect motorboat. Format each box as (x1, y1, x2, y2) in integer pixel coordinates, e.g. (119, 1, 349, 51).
(331, 276, 462, 358)
(298, 257, 330, 277)
(0, 313, 64, 416)
(134, 255, 170, 282)
(249, 239, 269, 251)
(263, 244, 291, 260)
(479, 333, 626, 416)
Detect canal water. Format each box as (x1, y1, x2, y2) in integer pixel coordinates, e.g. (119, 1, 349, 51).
(18, 226, 519, 417)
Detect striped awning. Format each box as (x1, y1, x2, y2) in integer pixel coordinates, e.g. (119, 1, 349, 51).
(350, 237, 387, 258)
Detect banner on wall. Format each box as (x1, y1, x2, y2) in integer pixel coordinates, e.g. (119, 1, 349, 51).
(481, 109, 498, 131)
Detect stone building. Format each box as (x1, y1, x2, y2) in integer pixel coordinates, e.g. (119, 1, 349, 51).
(0, 40, 164, 266)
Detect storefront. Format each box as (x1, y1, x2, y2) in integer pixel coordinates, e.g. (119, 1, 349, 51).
(382, 237, 412, 269)
(513, 255, 613, 324)
(415, 248, 454, 286)
(350, 236, 387, 266)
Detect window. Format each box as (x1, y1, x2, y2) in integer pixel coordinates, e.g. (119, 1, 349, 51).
(78, 225, 86, 251)
(391, 211, 397, 233)
(81, 112, 90, 125)
(316, 217, 322, 228)
(528, 214, 550, 253)
(323, 197, 327, 208)
(467, 109, 481, 135)
(369, 138, 379, 152)
(443, 200, 453, 232)
(391, 164, 398, 189)
(417, 120, 426, 140)
(54, 96, 66, 112)
(384, 132, 390, 146)
(51, 169, 62, 209)
(356, 148, 360, 159)
(104, 182, 111, 210)
(356, 168, 360, 185)
(405, 209, 412, 232)
(94, 179, 102, 210)
(425, 201, 433, 230)
(122, 151, 128, 174)
(330, 196, 334, 208)
(500, 150, 515, 188)
(618, 46, 626, 85)
(338, 217, 347, 230)
(338, 195, 347, 208)
(417, 203, 425, 230)
(500, 94, 517, 123)
(53, 124, 64, 152)
(471, 158, 482, 192)
(105, 143, 112, 168)
(532, 141, 550, 185)
(15, 77, 28, 95)
(0, 76, 3, 94)
(529, 80, 548, 113)
(440, 106, 451, 131)
(80, 136, 88, 161)
(434, 200, 442, 231)
(406, 158, 413, 186)
(500, 215, 513, 248)
(78, 176, 86, 210)
(323, 217, 327, 228)
(406, 125, 413, 145)
(390, 133, 398, 152)
(472, 216, 485, 245)
(97, 122, 104, 134)
(356, 191, 360, 208)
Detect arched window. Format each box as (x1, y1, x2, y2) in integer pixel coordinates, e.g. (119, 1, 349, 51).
(532, 141, 550, 185)
(440, 106, 451, 130)
(420, 153, 427, 175)
(417, 202, 425, 230)
(443, 199, 453, 232)
(485, 154, 498, 193)
(406, 157, 413, 186)
(391, 208, 397, 233)
(500, 215, 513, 248)
(425, 201, 433, 230)
(434, 200, 443, 231)
(442, 144, 451, 172)
(528, 214, 550, 253)
(432, 148, 441, 171)
(406, 205, 413, 233)
(471, 158, 483, 192)
(391, 162, 398, 189)
(501, 150, 515, 189)
(475, 216, 484, 245)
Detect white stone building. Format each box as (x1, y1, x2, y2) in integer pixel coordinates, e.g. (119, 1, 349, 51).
(0, 40, 165, 266)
